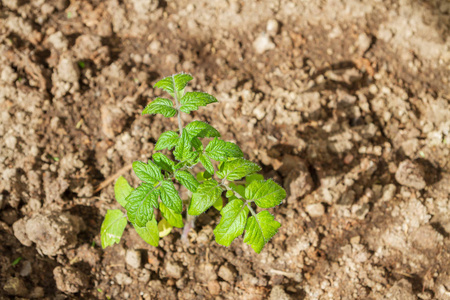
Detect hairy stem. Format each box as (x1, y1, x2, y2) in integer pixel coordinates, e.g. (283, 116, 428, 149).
(172, 75, 183, 134)
(181, 213, 196, 245)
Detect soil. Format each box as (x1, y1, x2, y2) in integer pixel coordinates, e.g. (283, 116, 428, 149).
(1, 0, 449, 299)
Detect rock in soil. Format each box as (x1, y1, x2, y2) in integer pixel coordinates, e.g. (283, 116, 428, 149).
(269, 285, 292, 300)
(115, 272, 133, 285)
(53, 266, 89, 294)
(164, 261, 184, 279)
(13, 211, 83, 256)
(125, 249, 142, 269)
(279, 155, 314, 203)
(208, 280, 221, 296)
(395, 160, 426, 190)
(3, 277, 29, 297)
(305, 203, 325, 217)
(218, 265, 236, 283)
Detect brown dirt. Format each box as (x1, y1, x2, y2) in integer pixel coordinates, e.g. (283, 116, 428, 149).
(1, 0, 449, 299)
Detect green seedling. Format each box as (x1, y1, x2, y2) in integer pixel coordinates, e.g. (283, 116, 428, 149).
(11, 257, 22, 266)
(100, 73, 286, 253)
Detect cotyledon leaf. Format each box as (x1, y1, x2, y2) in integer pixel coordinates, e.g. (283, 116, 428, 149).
(159, 202, 184, 228)
(133, 218, 159, 247)
(114, 176, 134, 208)
(101, 209, 127, 249)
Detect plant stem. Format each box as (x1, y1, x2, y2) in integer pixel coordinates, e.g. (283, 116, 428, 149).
(172, 75, 183, 134)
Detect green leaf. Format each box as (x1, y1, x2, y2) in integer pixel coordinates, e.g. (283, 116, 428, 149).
(159, 180, 182, 213)
(199, 154, 214, 174)
(175, 170, 199, 192)
(158, 219, 173, 237)
(132, 161, 162, 184)
(245, 179, 286, 208)
(114, 176, 134, 208)
(154, 73, 193, 96)
(125, 184, 159, 227)
(205, 138, 243, 161)
(244, 211, 281, 253)
(191, 137, 203, 151)
(153, 153, 175, 172)
(159, 202, 184, 228)
(142, 98, 177, 117)
(245, 174, 265, 185)
(174, 129, 195, 161)
(179, 92, 218, 113)
(184, 121, 220, 139)
(133, 219, 159, 247)
(213, 196, 223, 211)
(229, 182, 245, 197)
(155, 131, 179, 151)
(217, 159, 261, 181)
(11, 257, 22, 266)
(213, 199, 249, 246)
(101, 209, 127, 249)
(188, 179, 222, 215)
(196, 171, 212, 182)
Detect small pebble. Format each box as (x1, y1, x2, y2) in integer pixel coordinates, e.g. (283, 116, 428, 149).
(266, 19, 279, 36)
(253, 33, 275, 54)
(125, 249, 142, 269)
(305, 203, 325, 217)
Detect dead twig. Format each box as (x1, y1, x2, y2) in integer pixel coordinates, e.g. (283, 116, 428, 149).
(94, 163, 133, 193)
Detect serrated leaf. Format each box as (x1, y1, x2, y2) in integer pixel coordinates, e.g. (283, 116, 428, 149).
(158, 219, 173, 237)
(132, 161, 162, 184)
(153, 153, 175, 172)
(154, 73, 193, 96)
(179, 92, 218, 113)
(101, 209, 127, 249)
(245, 179, 286, 208)
(217, 159, 261, 181)
(213, 199, 249, 246)
(244, 211, 281, 253)
(213, 196, 223, 211)
(159, 202, 184, 228)
(142, 98, 177, 117)
(188, 180, 222, 215)
(125, 184, 159, 227)
(155, 131, 179, 151)
(199, 154, 214, 174)
(205, 138, 243, 161)
(174, 130, 196, 162)
(175, 170, 199, 192)
(184, 121, 220, 139)
(159, 180, 182, 213)
(114, 176, 134, 208)
(133, 219, 159, 247)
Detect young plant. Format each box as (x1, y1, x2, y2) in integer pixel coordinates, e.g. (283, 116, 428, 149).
(100, 73, 286, 253)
